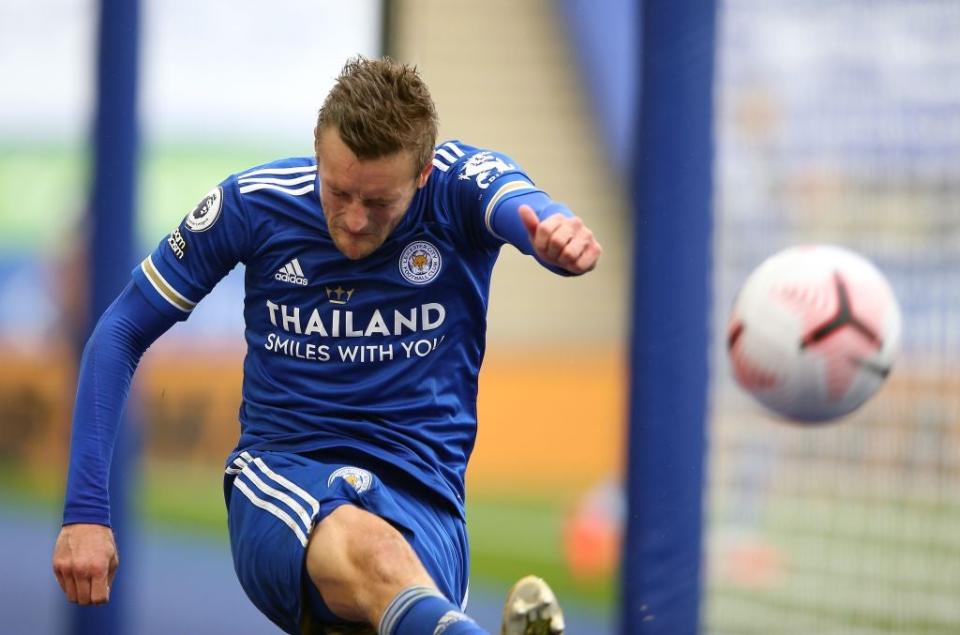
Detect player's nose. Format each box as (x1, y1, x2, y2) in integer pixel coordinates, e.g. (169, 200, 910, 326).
(342, 203, 369, 233)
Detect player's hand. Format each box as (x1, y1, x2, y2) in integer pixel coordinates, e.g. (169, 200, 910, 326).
(52, 523, 119, 605)
(519, 205, 602, 275)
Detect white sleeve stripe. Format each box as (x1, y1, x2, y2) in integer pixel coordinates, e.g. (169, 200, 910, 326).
(240, 467, 314, 531)
(484, 181, 536, 241)
(238, 165, 317, 178)
(431, 158, 449, 172)
(234, 479, 308, 547)
(443, 142, 465, 157)
(239, 182, 315, 195)
(237, 174, 316, 186)
(254, 457, 321, 516)
(140, 256, 196, 312)
(435, 148, 458, 164)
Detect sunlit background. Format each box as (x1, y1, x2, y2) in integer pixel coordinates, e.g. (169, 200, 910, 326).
(4, 1, 960, 634)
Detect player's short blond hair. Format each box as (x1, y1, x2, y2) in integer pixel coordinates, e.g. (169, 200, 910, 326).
(317, 56, 438, 175)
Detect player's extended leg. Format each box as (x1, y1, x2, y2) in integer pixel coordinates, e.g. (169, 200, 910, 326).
(305, 503, 488, 634)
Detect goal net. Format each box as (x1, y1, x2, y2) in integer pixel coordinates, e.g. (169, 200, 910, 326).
(706, 1, 960, 633)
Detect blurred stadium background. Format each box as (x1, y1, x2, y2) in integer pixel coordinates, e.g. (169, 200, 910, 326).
(2, 0, 959, 634)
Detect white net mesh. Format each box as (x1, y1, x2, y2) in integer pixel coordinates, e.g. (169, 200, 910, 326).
(706, 1, 960, 633)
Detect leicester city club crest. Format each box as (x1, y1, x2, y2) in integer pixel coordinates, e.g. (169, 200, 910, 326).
(327, 466, 374, 494)
(399, 240, 442, 285)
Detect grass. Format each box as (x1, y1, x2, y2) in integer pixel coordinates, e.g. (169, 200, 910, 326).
(467, 496, 615, 614)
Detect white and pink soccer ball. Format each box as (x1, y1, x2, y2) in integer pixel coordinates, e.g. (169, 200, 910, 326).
(727, 245, 901, 423)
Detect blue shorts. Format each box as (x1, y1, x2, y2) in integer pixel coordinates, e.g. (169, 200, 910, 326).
(223, 448, 470, 634)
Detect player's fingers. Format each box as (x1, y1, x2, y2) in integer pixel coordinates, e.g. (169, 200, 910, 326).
(52, 535, 72, 595)
(108, 551, 120, 586)
(90, 569, 111, 605)
(59, 568, 78, 602)
(547, 217, 588, 261)
(533, 213, 568, 259)
(518, 205, 540, 240)
(52, 557, 68, 594)
(533, 212, 567, 254)
(557, 234, 589, 270)
(573, 240, 603, 274)
(544, 223, 576, 262)
(74, 573, 92, 605)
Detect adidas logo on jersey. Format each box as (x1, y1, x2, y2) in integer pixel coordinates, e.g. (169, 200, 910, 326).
(275, 258, 309, 286)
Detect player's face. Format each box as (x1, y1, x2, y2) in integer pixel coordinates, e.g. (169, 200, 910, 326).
(316, 127, 432, 260)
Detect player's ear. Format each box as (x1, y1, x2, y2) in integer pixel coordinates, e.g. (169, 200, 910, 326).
(416, 161, 433, 189)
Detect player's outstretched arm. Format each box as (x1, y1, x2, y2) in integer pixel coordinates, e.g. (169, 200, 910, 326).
(518, 204, 602, 275)
(53, 281, 176, 605)
(53, 523, 119, 605)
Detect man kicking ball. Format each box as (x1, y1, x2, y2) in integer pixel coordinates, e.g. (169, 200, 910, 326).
(53, 56, 599, 635)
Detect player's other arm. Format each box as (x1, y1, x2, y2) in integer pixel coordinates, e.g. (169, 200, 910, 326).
(491, 191, 602, 275)
(52, 282, 176, 605)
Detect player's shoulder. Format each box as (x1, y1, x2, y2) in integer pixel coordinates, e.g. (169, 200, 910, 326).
(429, 140, 526, 191)
(230, 156, 318, 201)
(431, 140, 497, 175)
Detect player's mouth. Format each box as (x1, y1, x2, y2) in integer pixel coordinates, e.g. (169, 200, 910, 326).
(330, 222, 375, 238)
(330, 228, 384, 259)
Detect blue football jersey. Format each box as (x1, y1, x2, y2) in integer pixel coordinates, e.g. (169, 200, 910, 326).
(132, 142, 544, 511)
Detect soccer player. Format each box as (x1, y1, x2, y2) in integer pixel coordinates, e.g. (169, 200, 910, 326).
(52, 56, 601, 635)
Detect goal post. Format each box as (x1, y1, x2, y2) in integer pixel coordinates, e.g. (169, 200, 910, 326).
(623, 1, 718, 633)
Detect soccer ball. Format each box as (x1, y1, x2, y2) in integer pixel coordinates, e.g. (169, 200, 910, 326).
(727, 245, 901, 423)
